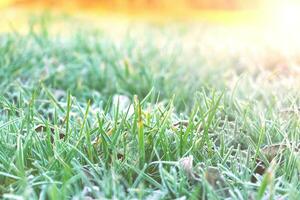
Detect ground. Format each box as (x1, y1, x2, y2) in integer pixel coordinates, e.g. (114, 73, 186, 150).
(1, 12, 300, 199)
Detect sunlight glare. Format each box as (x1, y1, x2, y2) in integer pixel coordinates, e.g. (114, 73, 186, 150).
(276, 3, 300, 32)
(261, 1, 300, 53)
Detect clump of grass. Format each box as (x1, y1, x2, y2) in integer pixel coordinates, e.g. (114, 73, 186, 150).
(1, 17, 300, 199)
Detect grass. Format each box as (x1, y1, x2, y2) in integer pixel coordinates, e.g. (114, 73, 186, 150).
(1, 15, 300, 199)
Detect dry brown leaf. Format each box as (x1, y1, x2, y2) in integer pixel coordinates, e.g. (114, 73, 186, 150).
(179, 156, 225, 187)
(280, 108, 300, 114)
(35, 124, 55, 133)
(179, 155, 194, 179)
(204, 167, 225, 188)
(179, 156, 228, 197)
(279, 108, 300, 121)
(261, 144, 288, 162)
(252, 158, 267, 183)
(173, 120, 189, 127)
(34, 124, 65, 143)
(173, 120, 203, 133)
(252, 143, 288, 182)
(117, 153, 125, 161)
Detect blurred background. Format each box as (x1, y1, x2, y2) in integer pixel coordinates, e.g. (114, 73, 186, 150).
(1, 0, 300, 81)
(4, 0, 262, 9)
(1, 0, 299, 26)
(1, 0, 299, 24)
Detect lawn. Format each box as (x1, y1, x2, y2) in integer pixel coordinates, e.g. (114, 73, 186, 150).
(1, 13, 300, 199)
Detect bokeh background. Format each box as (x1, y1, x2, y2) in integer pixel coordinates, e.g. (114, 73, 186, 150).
(1, 0, 300, 72)
(1, 0, 299, 26)
(1, 0, 263, 10)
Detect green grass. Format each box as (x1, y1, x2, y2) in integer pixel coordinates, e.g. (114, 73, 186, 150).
(1, 16, 300, 199)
